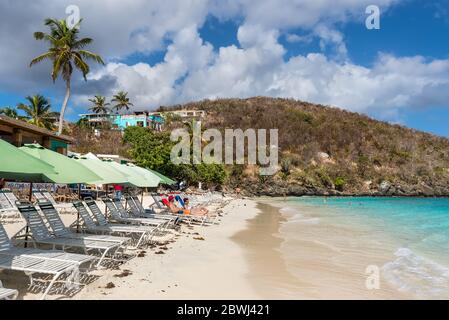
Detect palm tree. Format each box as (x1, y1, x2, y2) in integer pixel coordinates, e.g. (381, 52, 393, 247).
(111, 91, 134, 113)
(0, 106, 19, 119)
(17, 95, 59, 130)
(88, 95, 110, 114)
(30, 18, 105, 135)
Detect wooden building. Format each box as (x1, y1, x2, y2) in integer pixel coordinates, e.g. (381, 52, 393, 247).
(0, 115, 73, 154)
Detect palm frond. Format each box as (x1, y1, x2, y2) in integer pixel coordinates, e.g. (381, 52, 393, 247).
(77, 50, 105, 65)
(30, 51, 54, 67)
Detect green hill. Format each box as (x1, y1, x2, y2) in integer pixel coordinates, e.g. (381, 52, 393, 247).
(71, 97, 449, 196)
(163, 97, 449, 196)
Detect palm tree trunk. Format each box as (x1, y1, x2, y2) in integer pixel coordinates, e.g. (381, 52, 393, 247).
(58, 79, 71, 135)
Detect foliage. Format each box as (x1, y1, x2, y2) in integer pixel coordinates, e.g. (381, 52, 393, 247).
(334, 177, 346, 191)
(88, 95, 110, 114)
(0, 106, 19, 119)
(30, 18, 104, 134)
(16, 95, 59, 130)
(111, 91, 134, 113)
(123, 126, 227, 186)
(75, 117, 90, 129)
(71, 97, 449, 194)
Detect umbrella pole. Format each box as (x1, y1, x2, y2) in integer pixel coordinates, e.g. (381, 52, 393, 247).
(25, 182, 33, 248)
(76, 184, 81, 233)
(141, 189, 144, 205)
(105, 184, 108, 220)
(28, 182, 33, 202)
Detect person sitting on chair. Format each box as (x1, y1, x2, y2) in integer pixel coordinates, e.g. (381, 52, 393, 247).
(183, 198, 209, 216)
(167, 195, 190, 215)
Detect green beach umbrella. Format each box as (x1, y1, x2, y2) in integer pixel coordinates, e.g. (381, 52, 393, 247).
(73, 153, 129, 185)
(125, 164, 161, 187)
(101, 160, 159, 187)
(147, 168, 176, 185)
(0, 139, 57, 182)
(20, 144, 102, 184)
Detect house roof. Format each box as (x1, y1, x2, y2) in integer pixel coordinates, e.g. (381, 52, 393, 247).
(0, 114, 74, 143)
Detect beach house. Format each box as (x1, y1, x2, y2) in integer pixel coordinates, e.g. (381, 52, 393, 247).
(79, 109, 206, 131)
(0, 114, 73, 154)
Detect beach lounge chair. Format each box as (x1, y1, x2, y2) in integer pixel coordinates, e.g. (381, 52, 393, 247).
(3, 190, 19, 204)
(0, 281, 18, 300)
(73, 201, 156, 248)
(0, 255, 79, 300)
(125, 195, 174, 222)
(163, 197, 218, 226)
(1, 222, 95, 274)
(33, 191, 47, 202)
(0, 192, 16, 214)
(0, 224, 81, 299)
(39, 190, 73, 213)
(150, 193, 168, 211)
(103, 198, 168, 229)
(37, 201, 131, 248)
(16, 203, 122, 268)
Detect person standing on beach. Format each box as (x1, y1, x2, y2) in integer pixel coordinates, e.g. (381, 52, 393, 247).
(235, 186, 241, 198)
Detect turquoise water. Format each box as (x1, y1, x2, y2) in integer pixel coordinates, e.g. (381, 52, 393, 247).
(285, 197, 449, 298)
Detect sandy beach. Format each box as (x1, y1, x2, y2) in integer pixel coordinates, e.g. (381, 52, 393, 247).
(1, 196, 421, 300)
(1, 197, 263, 300)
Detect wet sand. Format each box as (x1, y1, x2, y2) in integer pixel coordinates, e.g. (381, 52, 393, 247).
(232, 200, 414, 299)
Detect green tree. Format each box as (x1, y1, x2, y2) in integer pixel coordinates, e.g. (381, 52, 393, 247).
(88, 95, 110, 114)
(334, 177, 346, 191)
(123, 126, 227, 186)
(30, 18, 104, 135)
(76, 117, 90, 129)
(17, 95, 59, 130)
(0, 106, 19, 119)
(111, 91, 134, 113)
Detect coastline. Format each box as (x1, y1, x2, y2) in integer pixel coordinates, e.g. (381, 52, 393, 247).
(2, 195, 439, 299)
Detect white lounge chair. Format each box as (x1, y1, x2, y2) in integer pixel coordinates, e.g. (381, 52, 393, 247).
(75, 201, 156, 248)
(0, 281, 18, 300)
(0, 191, 18, 215)
(104, 198, 169, 229)
(1, 222, 95, 270)
(40, 190, 73, 213)
(37, 201, 131, 248)
(125, 195, 174, 222)
(16, 203, 122, 268)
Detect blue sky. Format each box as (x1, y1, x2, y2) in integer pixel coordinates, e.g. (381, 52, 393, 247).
(0, 0, 448, 137)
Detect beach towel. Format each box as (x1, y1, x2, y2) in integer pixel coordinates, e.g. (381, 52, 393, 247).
(175, 195, 185, 207)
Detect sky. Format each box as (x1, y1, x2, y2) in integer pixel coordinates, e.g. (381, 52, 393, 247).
(0, 0, 448, 137)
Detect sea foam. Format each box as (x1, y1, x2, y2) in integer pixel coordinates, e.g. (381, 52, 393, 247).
(382, 247, 449, 299)
(279, 207, 320, 224)
(279, 207, 301, 216)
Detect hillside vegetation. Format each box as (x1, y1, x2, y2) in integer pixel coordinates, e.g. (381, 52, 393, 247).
(162, 97, 449, 196)
(72, 97, 449, 196)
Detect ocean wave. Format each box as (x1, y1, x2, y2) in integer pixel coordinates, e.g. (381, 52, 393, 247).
(382, 247, 449, 299)
(279, 207, 302, 216)
(290, 217, 320, 225)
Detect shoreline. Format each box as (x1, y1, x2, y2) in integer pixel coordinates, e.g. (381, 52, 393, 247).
(250, 194, 449, 199)
(2, 195, 439, 299)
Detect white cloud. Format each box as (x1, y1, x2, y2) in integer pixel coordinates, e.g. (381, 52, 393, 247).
(90, 31, 449, 116)
(1, 0, 448, 123)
